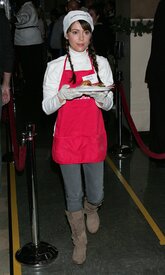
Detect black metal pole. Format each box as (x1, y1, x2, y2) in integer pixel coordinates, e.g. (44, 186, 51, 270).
(109, 41, 132, 158)
(110, 71, 132, 159)
(16, 123, 58, 267)
(116, 72, 123, 149)
(26, 123, 39, 246)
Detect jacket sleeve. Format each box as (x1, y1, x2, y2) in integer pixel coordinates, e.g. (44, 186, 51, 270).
(96, 56, 114, 111)
(42, 58, 65, 115)
(97, 56, 114, 87)
(95, 91, 114, 111)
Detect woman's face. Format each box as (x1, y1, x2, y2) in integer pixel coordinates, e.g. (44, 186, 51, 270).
(66, 21, 92, 52)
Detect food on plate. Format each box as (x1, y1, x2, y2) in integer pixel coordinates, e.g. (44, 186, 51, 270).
(81, 80, 105, 87)
(81, 80, 92, 86)
(94, 82, 105, 87)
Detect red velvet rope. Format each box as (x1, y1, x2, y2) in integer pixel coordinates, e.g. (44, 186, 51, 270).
(3, 82, 164, 170)
(5, 92, 26, 171)
(117, 82, 165, 159)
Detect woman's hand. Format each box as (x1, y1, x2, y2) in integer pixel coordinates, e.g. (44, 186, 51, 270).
(90, 91, 114, 110)
(58, 85, 83, 102)
(89, 91, 108, 105)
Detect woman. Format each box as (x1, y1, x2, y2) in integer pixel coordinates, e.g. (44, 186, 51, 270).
(42, 10, 114, 264)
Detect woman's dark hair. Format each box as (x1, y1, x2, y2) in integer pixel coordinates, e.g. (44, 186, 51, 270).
(65, 20, 102, 84)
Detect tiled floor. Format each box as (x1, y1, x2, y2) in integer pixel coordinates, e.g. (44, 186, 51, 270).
(1, 110, 165, 274)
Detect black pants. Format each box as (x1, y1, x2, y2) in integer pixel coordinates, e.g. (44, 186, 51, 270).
(15, 44, 46, 127)
(148, 83, 165, 154)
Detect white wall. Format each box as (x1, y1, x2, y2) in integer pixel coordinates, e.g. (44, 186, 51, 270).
(115, 0, 157, 132)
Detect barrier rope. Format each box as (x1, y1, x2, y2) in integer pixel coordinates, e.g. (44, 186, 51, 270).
(2, 90, 27, 172)
(2, 81, 164, 171)
(118, 82, 165, 159)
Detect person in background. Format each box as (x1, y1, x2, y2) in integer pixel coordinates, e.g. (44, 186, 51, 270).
(12, 0, 45, 128)
(47, 8, 60, 60)
(49, 5, 65, 59)
(88, 3, 111, 58)
(50, 0, 82, 59)
(102, 0, 116, 74)
(103, 0, 115, 22)
(103, 0, 115, 53)
(81, 0, 95, 11)
(67, 0, 82, 12)
(42, 10, 114, 265)
(37, 6, 48, 74)
(0, 7, 14, 184)
(145, 0, 165, 167)
(88, 3, 115, 123)
(37, 6, 48, 42)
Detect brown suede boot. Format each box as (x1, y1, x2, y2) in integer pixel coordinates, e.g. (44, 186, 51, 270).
(84, 199, 100, 234)
(65, 210, 87, 264)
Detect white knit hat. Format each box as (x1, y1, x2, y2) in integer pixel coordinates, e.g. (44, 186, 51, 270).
(63, 10, 94, 37)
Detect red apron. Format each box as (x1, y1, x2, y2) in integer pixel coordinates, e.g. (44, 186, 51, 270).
(52, 56, 107, 164)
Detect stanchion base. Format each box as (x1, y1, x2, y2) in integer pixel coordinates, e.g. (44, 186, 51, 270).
(15, 241, 58, 267)
(109, 144, 132, 159)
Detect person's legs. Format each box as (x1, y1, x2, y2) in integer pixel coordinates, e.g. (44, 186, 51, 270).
(15, 45, 44, 126)
(83, 161, 104, 204)
(60, 164, 84, 211)
(60, 164, 87, 264)
(149, 84, 165, 167)
(0, 86, 2, 188)
(65, 210, 87, 264)
(0, 128, 1, 190)
(149, 83, 165, 154)
(83, 161, 104, 233)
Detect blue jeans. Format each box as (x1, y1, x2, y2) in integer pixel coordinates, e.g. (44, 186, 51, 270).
(60, 162, 104, 212)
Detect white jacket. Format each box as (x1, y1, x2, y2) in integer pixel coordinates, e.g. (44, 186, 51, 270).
(14, 1, 43, 46)
(42, 48, 114, 115)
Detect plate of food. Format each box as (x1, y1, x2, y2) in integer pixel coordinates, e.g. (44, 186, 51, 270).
(75, 80, 114, 93)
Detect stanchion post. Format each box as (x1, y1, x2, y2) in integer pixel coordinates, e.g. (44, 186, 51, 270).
(116, 71, 123, 149)
(110, 41, 132, 159)
(15, 123, 58, 267)
(26, 123, 39, 247)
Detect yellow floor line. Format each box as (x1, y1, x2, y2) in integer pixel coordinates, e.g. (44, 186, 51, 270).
(106, 155, 165, 245)
(10, 162, 22, 275)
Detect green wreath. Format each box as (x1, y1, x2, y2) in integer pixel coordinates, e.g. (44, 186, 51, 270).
(110, 15, 153, 36)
